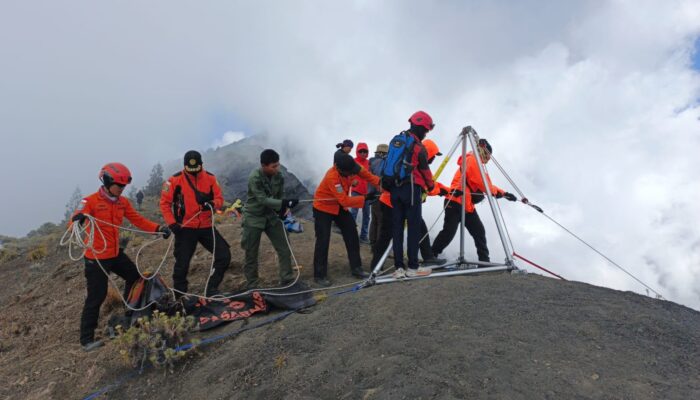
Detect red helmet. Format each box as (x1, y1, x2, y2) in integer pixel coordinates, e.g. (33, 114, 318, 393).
(99, 162, 132, 187)
(408, 111, 435, 131)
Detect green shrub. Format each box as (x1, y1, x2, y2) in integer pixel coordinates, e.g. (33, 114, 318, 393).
(114, 311, 200, 372)
(27, 244, 48, 261)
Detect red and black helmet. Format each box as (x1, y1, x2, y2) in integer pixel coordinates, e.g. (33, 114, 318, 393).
(99, 162, 132, 187)
(408, 110, 435, 131)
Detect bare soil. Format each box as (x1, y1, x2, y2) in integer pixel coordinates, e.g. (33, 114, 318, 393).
(1, 218, 699, 400)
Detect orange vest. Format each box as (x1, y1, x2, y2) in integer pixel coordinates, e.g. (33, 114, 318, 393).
(313, 166, 380, 215)
(449, 152, 504, 213)
(71, 188, 159, 260)
(160, 169, 224, 228)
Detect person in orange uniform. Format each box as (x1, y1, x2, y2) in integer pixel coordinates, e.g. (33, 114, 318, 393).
(70, 163, 170, 351)
(369, 139, 449, 272)
(312, 153, 381, 287)
(350, 142, 372, 243)
(160, 150, 230, 297)
(431, 139, 517, 263)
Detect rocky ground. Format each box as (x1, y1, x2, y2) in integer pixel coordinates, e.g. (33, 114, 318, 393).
(1, 216, 699, 399)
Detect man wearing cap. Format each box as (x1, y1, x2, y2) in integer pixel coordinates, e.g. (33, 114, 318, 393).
(431, 139, 517, 263)
(160, 150, 230, 296)
(312, 153, 381, 287)
(367, 144, 389, 246)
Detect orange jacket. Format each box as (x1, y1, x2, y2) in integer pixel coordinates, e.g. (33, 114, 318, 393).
(449, 152, 504, 213)
(160, 169, 224, 228)
(313, 165, 380, 215)
(71, 187, 159, 260)
(379, 181, 449, 208)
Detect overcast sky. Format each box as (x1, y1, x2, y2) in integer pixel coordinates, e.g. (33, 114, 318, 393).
(1, 1, 699, 308)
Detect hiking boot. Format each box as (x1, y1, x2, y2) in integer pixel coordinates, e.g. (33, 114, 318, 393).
(421, 257, 446, 267)
(351, 269, 370, 279)
(359, 237, 370, 245)
(392, 268, 406, 279)
(406, 267, 432, 277)
(206, 288, 222, 297)
(314, 277, 332, 287)
(82, 340, 104, 352)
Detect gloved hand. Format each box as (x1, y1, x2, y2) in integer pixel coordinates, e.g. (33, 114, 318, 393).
(449, 189, 464, 197)
(168, 223, 182, 236)
(438, 187, 449, 197)
(278, 207, 289, 220)
(201, 201, 215, 211)
(503, 192, 517, 202)
(71, 213, 87, 224)
(282, 198, 299, 208)
(364, 193, 380, 202)
(158, 225, 172, 239)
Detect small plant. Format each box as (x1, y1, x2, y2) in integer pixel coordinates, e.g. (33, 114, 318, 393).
(0, 246, 20, 263)
(114, 311, 200, 372)
(27, 244, 48, 261)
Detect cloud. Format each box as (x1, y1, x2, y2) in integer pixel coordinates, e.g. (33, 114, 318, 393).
(1, 1, 699, 308)
(211, 131, 245, 149)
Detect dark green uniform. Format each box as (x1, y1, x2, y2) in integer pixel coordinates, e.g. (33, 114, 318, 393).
(241, 168, 293, 287)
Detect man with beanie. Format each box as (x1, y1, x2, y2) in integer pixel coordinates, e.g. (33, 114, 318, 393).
(241, 149, 299, 288)
(367, 144, 388, 245)
(160, 150, 230, 297)
(350, 142, 371, 243)
(431, 139, 517, 263)
(312, 153, 381, 287)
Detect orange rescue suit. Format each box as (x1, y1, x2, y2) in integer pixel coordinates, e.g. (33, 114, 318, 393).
(449, 152, 504, 213)
(160, 170, 224, 229)
(71, 188, 159, 260)
(313, 166, 380, 215)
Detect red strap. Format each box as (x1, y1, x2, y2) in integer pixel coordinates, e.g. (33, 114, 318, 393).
(513, 252, 566, 280)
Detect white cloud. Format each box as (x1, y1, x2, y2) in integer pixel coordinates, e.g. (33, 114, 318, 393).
(1, 1, 699, 308)
(212, 131, 245, 149)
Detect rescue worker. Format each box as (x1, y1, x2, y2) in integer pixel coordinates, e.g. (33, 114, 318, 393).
(431, 139, 517, 263)
(313, 153, 381, 287)
(350, 142, 371, 244)
(160, 150, 230, 297)
(71, 163, 170, 351)
(367, 143, 388, 246)
(241, 149, 299, 289)
(389, 111, 436, 278)
(370, 139, 448, 272)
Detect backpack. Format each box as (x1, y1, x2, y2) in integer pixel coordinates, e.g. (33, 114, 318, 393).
(381, 131, 416, 189)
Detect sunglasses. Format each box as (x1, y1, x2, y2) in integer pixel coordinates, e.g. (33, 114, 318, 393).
(358, 149, 369, 154)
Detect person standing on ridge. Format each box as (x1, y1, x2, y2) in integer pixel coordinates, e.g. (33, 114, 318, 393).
(431, 139, 517, 263)
(241, 149, 299, 289)
(386, 111, 436, 278)
(135, 190, 144, 210)
(370, 139, 448, 272)
(350, 142, 372, 244)
(70, 163, 170, 352)
(160, 150, 230, 297)
(312, 153, 381, 287)
(367, 143, 389, 246)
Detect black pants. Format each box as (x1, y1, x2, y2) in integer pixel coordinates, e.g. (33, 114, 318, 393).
(173, 227, 231, 295)
(80, 251, 139, 345)
(368, 201, 382, 245)
(371, 204, 434, 271)
(431, 200, 489, 262)
(390, 184, 423, 270)
(313, 208, 362, 279)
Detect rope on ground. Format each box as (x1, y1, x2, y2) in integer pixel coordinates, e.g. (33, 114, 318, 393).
(512, 252, 566, 280)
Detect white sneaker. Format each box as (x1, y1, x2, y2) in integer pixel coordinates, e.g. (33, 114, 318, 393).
(406, 267, 432, 277)
(392, 268, 406, 279)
